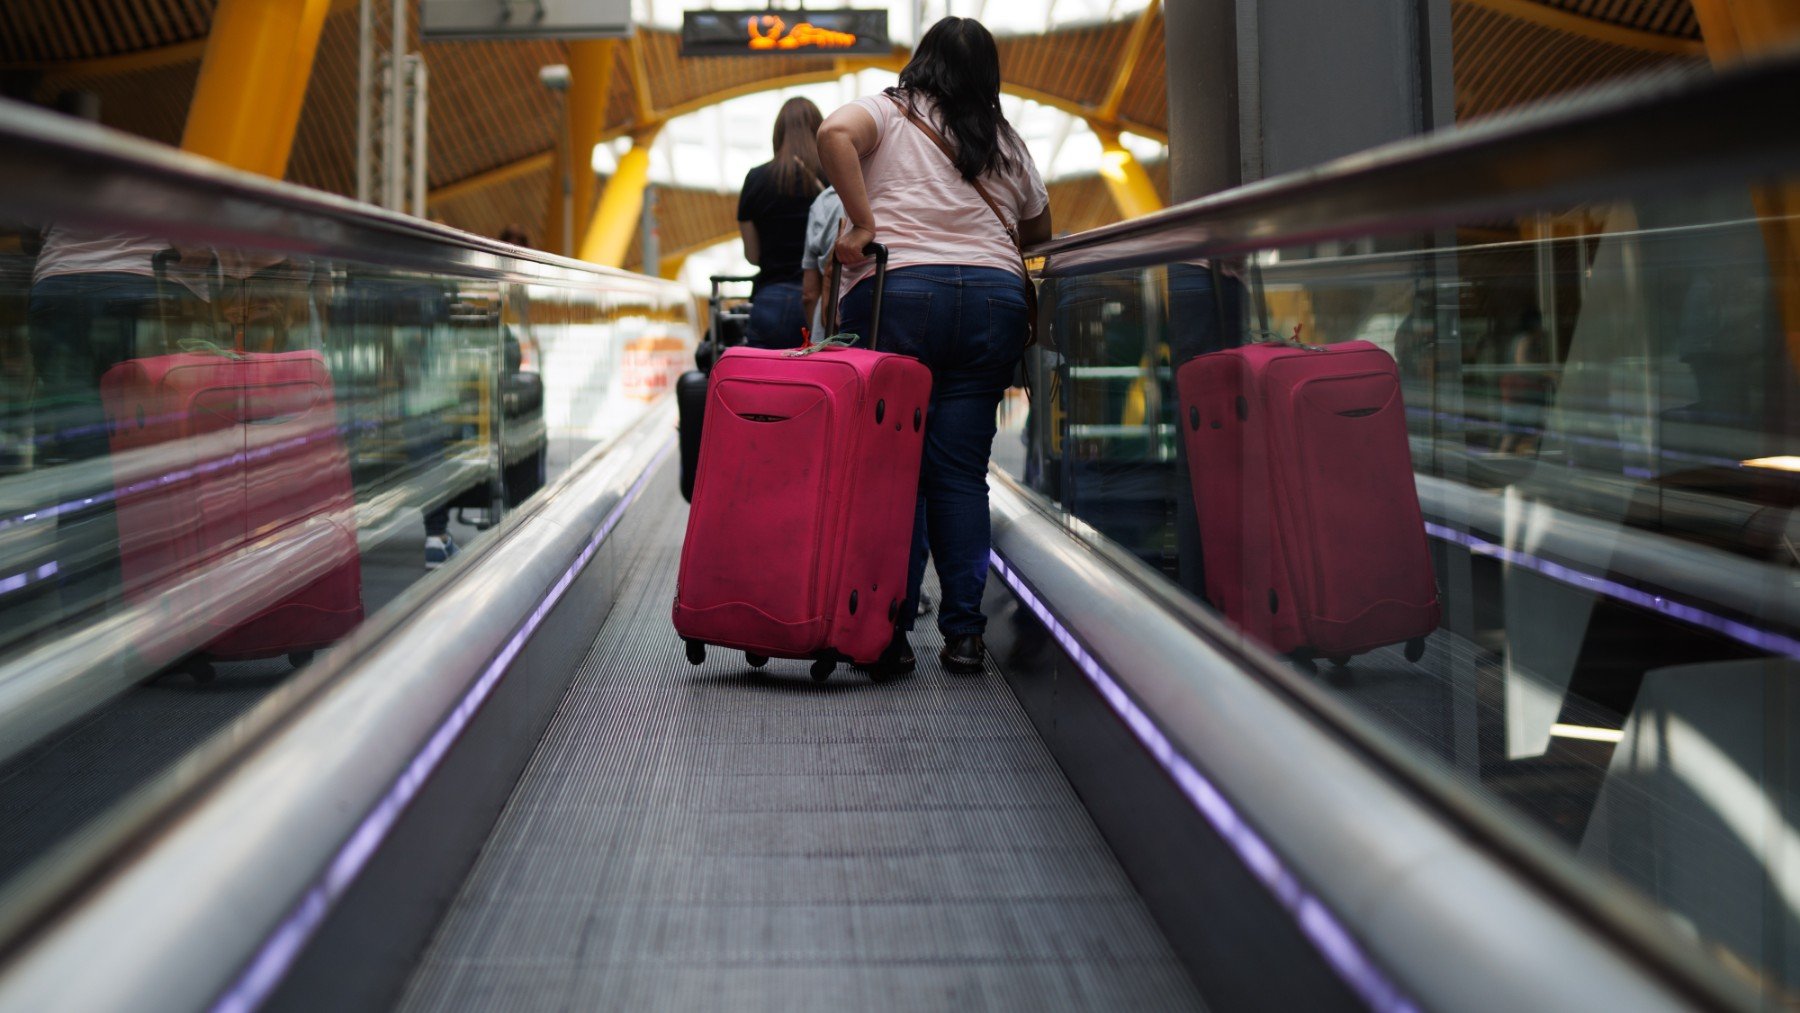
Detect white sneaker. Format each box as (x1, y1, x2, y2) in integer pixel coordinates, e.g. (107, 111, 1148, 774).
(425, 535, 450, 570)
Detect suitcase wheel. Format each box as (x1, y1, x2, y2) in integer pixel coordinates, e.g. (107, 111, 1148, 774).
(184, 658, 216, 685)
(1404, 637, 1426, 663)
(810, 658, 834, 682)
(1326, 655, 1352, 669)
(745, 652, 769, 668)
(288, 650, 314, 670)
(685, 639, 706, 665)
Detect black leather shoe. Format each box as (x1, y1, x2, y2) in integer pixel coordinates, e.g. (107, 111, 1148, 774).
(940, 634, 985, 674)
(873, 630, 915, 678)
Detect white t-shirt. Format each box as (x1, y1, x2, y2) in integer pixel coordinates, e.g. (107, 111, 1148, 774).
(839, 92, 1048, 295)
(31, 229, 167, 285)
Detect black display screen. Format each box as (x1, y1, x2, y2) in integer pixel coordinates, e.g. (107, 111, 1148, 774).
(680, 9, 890, 56)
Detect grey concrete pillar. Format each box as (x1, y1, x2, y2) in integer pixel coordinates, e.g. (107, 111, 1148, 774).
(1164, 0, 1456, 196)
(1163, 0, 1241, 202)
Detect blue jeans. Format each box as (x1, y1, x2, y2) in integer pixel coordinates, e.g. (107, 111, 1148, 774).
(840, 264, 1029, 637)
(746, 281, 806, 349)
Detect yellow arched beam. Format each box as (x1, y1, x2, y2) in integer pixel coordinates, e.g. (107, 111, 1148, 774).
(544, 39, 617, 256)
(181, 0, 332, 178)
(1459, 0, 1704, 55)
(8, 39, 208, 78)
(579, 125, 661, 267)
(433, 152, 555, 205)
(1091, 123, 1163, 219)
(1097, 0, 1162, 124)
(1689, 0, 1800, 375)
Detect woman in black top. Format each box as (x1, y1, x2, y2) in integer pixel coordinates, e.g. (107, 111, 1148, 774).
(737, 97, 824, 349)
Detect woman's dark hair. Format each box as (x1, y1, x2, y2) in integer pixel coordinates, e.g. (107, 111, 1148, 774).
(769, 96, 825, 197)
(887, 17, 1019, 181)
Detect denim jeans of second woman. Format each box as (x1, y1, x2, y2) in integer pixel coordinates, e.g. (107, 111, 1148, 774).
(839, 264, 1029, 638)
(746, 280, 806, 349)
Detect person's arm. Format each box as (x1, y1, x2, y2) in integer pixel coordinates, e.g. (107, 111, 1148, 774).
(739, 220, 760, 266)
(801, 267, 822, 331)
(1018, 208, 1052, 247)
(817, 105, 880, 266)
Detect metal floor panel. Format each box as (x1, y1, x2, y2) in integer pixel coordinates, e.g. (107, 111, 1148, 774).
(396, 470, 1205, 1012)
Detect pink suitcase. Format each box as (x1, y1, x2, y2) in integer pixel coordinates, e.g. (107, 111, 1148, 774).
(102, 349, 364, 669)
(672, 245, 931, 677)
(1177, 339, 1439, 663)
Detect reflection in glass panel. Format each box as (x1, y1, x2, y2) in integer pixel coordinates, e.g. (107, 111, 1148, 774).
(1012, 179, 1800, 999)
(0, 221, 693, 899)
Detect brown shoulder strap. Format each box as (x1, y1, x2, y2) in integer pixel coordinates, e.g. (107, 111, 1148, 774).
(894, 100, 1040, 348)
(896, 103, 1023, 254)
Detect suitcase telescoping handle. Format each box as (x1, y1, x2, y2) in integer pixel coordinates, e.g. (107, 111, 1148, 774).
(823, 241, 888, 351)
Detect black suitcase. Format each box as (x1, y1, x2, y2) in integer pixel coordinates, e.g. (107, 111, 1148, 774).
(678, 275, 755, 502)
(677, 367, 708, 501)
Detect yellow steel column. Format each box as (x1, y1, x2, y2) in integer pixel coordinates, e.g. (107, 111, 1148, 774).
(181, 0, 332, 178)
(580, 125, 660, 267)
(1091, 123, 1164, 221)
(659, 253, 689, 281)
(546, 40, 617, 256)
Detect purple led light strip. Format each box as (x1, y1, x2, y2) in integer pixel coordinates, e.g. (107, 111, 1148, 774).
(988, 548, 1420, 1013)
(0, 419, 382, 536)
(1423, 521, 1800, 659)
(210, 439, 674, 1013)
(0, 561, 58, 596)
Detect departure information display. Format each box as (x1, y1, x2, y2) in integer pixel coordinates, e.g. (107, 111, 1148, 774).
(680, 9, 890, 56)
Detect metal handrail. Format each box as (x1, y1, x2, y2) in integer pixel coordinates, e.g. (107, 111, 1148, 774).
(1028, 53, 1800, 276)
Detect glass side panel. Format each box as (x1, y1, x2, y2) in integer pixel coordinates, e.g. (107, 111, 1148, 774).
(1012, 180, 1800, 999)
(0, 223, 693, 899)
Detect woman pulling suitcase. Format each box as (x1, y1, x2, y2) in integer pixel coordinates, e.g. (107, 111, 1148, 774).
(818, 16, 1051, 673)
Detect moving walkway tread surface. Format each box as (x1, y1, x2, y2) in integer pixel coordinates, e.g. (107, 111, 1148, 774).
(397, 470, 1206, 1011)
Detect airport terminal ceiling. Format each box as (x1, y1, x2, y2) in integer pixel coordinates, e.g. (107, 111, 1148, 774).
(0, 0, 1708, 286)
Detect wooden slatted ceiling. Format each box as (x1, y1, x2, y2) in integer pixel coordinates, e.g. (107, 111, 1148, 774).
(0, 0, 213, 63)
(429, 161, 551, 242)
(1000, 20, 1132, 110)
(26, 61, 196, 145)
(1451, 2, 1704, 121)
(1533, 0, 1698, 37)
(619, 188, 740, 270)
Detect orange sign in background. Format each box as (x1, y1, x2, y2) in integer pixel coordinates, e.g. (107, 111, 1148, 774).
(747, 14, 858, 50)
(680, 9, 889, 56)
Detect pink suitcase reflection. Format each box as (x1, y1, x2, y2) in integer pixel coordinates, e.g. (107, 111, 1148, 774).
(1177, 340, 1439, 660)
(101, 350, 363, 665)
